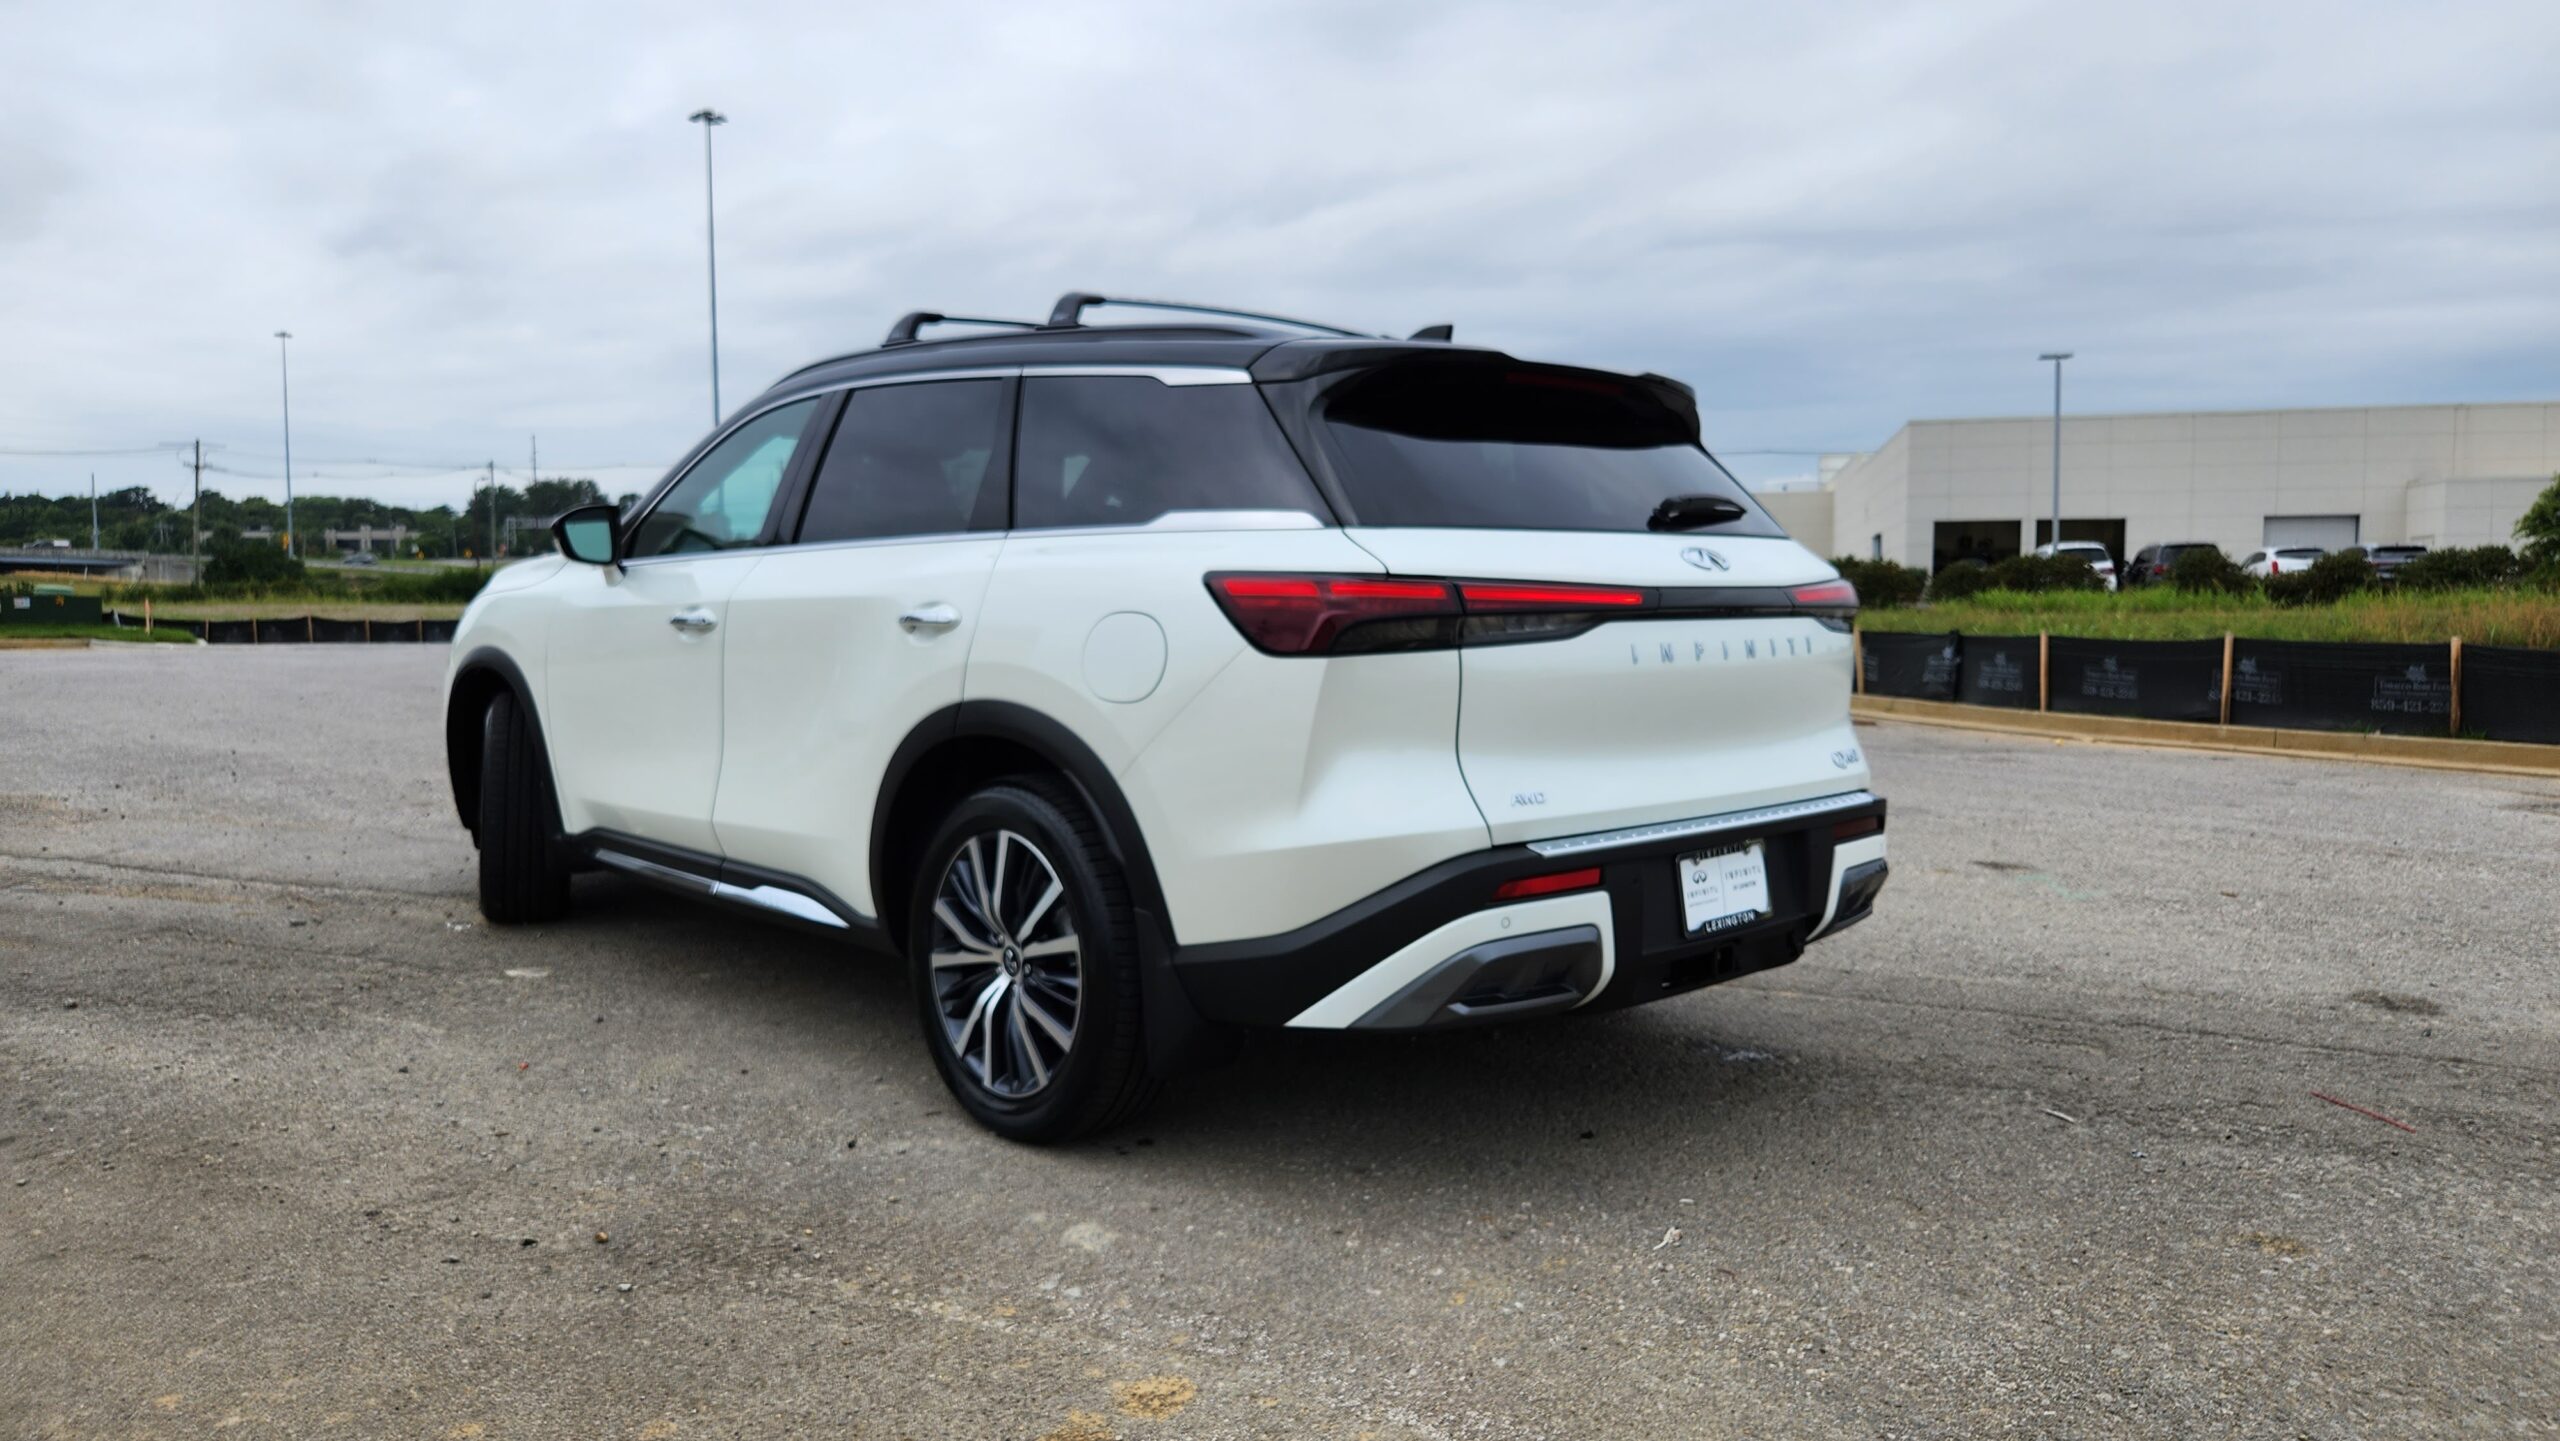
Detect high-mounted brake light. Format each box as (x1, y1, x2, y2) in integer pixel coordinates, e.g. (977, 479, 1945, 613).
(1492, 867, 1603, 901)
(1790, 579, 1858, 609)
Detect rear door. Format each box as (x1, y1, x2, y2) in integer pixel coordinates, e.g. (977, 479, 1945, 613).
(1294, 359, 1863, 845)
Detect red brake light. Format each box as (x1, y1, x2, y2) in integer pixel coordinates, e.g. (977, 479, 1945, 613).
(1493, 867, 1602, 901)
(1457, 581, 1647, 611)
(1790, 579, 1858, 609)
(1206, 573, 1456, 654)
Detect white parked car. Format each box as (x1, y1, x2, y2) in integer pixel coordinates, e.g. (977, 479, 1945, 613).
(2032, 540, 2119, 591)
(2240, 547, 2325, 578)
(443, 293, 1889, 1140)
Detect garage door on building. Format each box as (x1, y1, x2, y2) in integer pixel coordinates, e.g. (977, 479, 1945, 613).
(2264, 515, 2359, 550)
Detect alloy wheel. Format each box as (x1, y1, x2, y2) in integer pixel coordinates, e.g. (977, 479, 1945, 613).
(927, 829, 1083, 1098)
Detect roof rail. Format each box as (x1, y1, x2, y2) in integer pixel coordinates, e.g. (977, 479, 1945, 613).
(1043, 291, 1370, 337)
(883, 311, 1041, 347)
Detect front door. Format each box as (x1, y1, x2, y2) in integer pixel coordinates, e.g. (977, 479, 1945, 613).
(545, 396, 823, 854)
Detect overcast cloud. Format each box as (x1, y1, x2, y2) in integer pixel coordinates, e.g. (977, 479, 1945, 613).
(3, 0, 2555, 510)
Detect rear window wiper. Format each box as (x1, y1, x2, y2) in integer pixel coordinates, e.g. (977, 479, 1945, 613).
(1646, 494, 1748, 531)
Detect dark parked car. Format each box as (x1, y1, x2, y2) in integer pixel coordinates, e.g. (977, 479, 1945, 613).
(2123, 542, 2222, 587)
(2365, 544, 2427, 582)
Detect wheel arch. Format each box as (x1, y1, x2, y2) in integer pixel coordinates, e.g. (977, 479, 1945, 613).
(871, 702, 1170, 951)
(445, 646, 548, 835)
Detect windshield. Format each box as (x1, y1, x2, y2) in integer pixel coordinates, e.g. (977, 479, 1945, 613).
(1310, 363, 1781, 535)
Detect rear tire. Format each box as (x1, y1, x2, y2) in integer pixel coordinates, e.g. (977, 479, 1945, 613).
(477, 690, 571, 925)
(908, 777, 1157, 1143)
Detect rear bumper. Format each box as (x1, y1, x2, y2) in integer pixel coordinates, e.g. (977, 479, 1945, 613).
(1169, 790, 1887, 1030)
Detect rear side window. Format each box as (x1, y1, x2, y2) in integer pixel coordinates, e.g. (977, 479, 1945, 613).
(1312, 363, 1780, 535)
(1013, 377, 1324, 530)
(797, 379, 1009, 542)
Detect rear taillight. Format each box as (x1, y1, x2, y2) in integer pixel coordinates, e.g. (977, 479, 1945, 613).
(1789, 579, 1858, 610)
(1832, 814, 1884, 841)
(1492, 866, 1602, 901)
(2270, 559, 2281, 575)
(1205, 574, 1652, 656)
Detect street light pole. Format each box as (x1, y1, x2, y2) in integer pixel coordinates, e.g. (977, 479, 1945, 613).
(688, 108, 728, 425)
(274, 330, 297, 557)
(2038, 352, 2071, 554)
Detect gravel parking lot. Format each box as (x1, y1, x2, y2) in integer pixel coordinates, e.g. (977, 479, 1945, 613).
(4, 646, 2555, 1439)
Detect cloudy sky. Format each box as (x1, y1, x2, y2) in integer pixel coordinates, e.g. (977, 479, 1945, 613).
(4, 0, 2555, 512)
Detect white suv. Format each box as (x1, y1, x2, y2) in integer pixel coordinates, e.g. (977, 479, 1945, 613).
(443, 294, 1888, 1141)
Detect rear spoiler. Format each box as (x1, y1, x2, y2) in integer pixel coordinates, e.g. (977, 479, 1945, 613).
(1247, 344, 1703, 445)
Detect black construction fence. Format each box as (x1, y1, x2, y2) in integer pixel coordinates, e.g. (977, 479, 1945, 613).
(1860, 629, 2559, 746)
(107, 611, 460, 645)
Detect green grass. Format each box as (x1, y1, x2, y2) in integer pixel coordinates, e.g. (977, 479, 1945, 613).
(1861, 586, 2560, 648)
(0, 623, 198, 645)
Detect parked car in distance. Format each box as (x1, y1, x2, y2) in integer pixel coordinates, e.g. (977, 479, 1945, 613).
(440, 291, 1889, 1142)
(341, 552, 381, 567)
(2123, 542, 2221, 587)
(2239, 547, 2325, 579)
(2365, 544, 2426, 582)
(2033, 540, 2119, 591)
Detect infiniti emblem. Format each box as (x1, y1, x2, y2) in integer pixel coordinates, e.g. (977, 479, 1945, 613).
(1680, 546, 1730, 572)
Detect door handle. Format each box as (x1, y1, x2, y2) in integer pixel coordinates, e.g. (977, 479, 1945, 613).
(668, 608, 717, 635)
(898, 603, 961, 634)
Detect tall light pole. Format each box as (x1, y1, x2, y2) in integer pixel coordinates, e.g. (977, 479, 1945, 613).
(274, 329, 297, 556)
(2038, 352, 2071, 554)
(688, 108, 728, 425)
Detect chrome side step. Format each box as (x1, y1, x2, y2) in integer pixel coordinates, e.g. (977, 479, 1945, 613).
(1523, 790, 1878, 859)
(588, 843, 851, 931)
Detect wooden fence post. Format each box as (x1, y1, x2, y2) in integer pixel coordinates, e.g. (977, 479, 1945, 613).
(250, 618, 259, 645)
(2220, 633, 2235, 726)
(2449, 636, 2464, 738)
(306, 615, 314, 643)
(2037, 632, 2050, 712)
(1853, 627, 1864, 695)
(143, 597, 152, 635)
(363, 617, 371, 642)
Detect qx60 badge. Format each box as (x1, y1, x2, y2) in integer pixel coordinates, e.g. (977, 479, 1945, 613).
(1680, 546, 1730, 572)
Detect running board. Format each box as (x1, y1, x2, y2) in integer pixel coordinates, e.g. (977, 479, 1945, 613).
(580, 833, 871, 937)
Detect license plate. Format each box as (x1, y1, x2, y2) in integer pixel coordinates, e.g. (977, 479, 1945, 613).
(1679, 842, 1770, 935)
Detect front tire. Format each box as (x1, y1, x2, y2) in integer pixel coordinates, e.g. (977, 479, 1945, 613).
(908, 778, 1157, 1143)
(476, 690, 571, 924)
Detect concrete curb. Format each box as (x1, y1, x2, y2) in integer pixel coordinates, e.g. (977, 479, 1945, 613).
(1852, 694, 2560, 778)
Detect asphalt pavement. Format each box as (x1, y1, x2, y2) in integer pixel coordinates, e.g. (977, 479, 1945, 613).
(4, 646, 2555, 1439)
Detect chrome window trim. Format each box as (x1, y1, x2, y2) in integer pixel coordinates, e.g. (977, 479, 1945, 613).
(1018, 364, 1252, 386)
(1523, 790, 1878, 859)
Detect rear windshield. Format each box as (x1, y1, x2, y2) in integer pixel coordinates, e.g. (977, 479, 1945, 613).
(1311, 363, 1780, 535)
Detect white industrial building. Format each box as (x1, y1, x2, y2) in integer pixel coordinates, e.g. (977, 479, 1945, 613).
(1753, 401, 2560, 571)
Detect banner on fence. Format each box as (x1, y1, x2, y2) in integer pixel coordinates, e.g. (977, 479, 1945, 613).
(1861, 631, 1961, 701)
(1956, 633, 2040, 709)
(2045, 637, 2224, 722)
(2226, 640, 2451, 736)
(2462, 645, 2560, 745)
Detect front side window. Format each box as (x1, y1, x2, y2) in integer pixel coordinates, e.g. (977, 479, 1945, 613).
(626, 398, 820, 558)
(796, 380, 1008, 543)
(1014, 376, 1324, 530)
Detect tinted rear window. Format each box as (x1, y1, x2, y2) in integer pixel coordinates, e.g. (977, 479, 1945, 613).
(1311, 364, 1777, 534)
(1014, 377, 1325, 530)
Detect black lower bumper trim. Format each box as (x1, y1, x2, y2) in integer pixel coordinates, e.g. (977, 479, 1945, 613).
(1171, 793, 1885, 1027)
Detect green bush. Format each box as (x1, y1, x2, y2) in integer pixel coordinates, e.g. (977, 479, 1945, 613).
(2516, 474, 2560, 569)
(202, 542, 307, 588)
(2168, 546, 2249, 595)
(2394, 545, 2520, 591)
(1927, 560, 1995, 602)
(1988, 553, 2107, 594)
(1830, 557, 1927, 609)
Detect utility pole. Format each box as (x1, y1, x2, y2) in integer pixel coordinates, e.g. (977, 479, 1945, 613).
(2038, 352, 2071, 554)
(90, 474, 98, 550)
(275, 330, 297, 556)
(529, 434, 538, 498)
(689, 108, 728, 425)
(191, 441, 204, 574)
(487, 459, 498, 566)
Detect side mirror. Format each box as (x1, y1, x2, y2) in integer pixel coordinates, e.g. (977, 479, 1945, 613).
(552, 503, 620, 566)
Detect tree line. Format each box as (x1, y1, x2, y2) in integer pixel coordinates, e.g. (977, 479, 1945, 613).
(0, 479, 632, 558)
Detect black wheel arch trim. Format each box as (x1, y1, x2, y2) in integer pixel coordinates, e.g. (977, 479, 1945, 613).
(446, 645, 550, 836)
